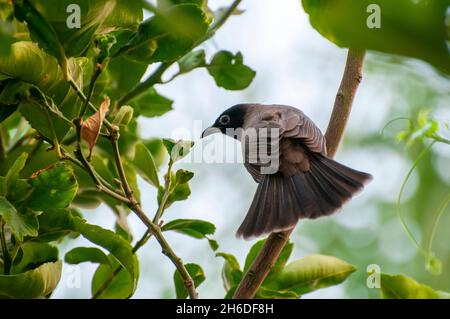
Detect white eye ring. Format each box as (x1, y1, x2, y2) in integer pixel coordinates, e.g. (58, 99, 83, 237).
(219, 114, 230, 125)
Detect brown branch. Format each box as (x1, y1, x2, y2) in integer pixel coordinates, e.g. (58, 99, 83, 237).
(233, 48, 366, 299)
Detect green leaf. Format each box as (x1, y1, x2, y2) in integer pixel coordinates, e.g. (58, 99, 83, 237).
(12, 242, 58, 274)
(302, 0, 450, 74)
(255, 287, 299, 299)
(158, 169, 194, 206)
(65, 247, 111, 266)
(130, 88, 173, 118)
(167, 182, 191, 204)
(162, 138, 194, 162)
(132, 142, 160, 187)
(0, 20, 15, 57)
(272, 254, 357, 295)
(175, 169, 194, 184)
(0, 42, 86, 119)
(27, 0, 142, 58)
(178, 49, 206, 74)
(380, 273, 449, 299)
(37, 209, 137, 284)
(19, 97, 72, 143)
(162, 219, 215, 238)
(173, 263, 205, 299)
(91, 254, 139, 299)
(0, 81, 73, 143)
(1, 152, 28, 196)
(101, 0, 144, 30)
(0, 260, 62, 298)
(216, 252, 243, 290)
(0, 197, 38, 241)
(244, 239, 293, 281)
(122, 4, 210, 63)
(207, 238, 219, 251)
(106, 55, 148, 101)
(27, 164, 78, 211)
(13, 0, 69, 78)
(207, 51, 256, 90)
(113, 105, 134, 126)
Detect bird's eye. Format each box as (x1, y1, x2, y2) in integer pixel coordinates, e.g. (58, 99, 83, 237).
(219, 114, 231, 125)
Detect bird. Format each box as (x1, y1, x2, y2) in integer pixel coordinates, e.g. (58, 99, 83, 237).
(202, 103, 372, 240)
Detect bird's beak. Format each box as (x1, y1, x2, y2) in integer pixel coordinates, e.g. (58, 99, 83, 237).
(201, 126, 221, 138)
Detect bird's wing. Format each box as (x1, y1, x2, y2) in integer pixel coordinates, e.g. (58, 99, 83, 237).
(243, 106, 327, 181)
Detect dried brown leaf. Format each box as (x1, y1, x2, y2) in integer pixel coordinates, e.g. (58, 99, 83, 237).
(81, 97, 110, 158)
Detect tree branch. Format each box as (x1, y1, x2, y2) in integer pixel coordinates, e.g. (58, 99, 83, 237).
(233, 47, 366, 299)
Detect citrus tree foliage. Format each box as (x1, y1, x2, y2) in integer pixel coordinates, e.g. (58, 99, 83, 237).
(0, 0, 448, 299)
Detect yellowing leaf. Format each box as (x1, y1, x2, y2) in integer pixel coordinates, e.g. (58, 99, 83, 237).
(81, 96, 110, 158)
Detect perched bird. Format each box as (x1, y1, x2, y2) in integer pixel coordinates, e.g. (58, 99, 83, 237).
(202, 104, 372, 239)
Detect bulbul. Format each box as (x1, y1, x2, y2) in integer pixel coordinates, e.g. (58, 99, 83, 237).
(202, 104, 372, 239)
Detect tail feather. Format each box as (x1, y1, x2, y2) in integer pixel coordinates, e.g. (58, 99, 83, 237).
(236, 154, 372, 239)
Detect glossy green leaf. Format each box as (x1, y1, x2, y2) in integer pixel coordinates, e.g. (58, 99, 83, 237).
(207, 51, 256, 90)
(130, 88, 173, 118)
(0, 196, 38, 241)
(27, 164, 78, 211)
(0, 42, 86, 119)
(158, 169, 194, 206)
(173, 263, 205, 299)
(272, 254, 356, 295)
(178, 49, 206, 74)
(162, 219, 215, 238)
(122, 4, 210, 63)
(1, 152, 28, 196)
(162, 138, 194, 162)
(302, 0, 450, 74)
(113, 105, 134, 126)
(106, 55, 148, 101)
(0, 20, 15, 57)
(28, 0, 143, 58)
(244, 239, 293, 281)
(132, 142, 160, 187)
(380, 273, 449, 299)
(12, 242, 58, 274)
(91, 254, 139, 299)
(255, 287, 299, 299)
(216, 252, 243, 291)
(65, 247, 111, 266)
(19, 96, 72, 143)
(37, 209, 137, 282)
(13, 0, 69, 78)
(0, 260, 62, 298)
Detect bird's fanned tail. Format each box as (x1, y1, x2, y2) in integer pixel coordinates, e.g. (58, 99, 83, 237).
(236, 154, 373, 239)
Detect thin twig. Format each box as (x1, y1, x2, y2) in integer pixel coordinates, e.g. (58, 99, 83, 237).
(68, 78, 114, 132)
(92, 161, 173, 297)
(233, 48, 366, 299)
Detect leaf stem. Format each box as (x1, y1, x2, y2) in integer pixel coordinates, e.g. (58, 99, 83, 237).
(103, 128, 197, 298)
(79, 66, 102, 119)
(68, 78, 114, 132)
(396, 141, 435, 258)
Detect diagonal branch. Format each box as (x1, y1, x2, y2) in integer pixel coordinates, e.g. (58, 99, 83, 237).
(233, 48, 366, 299)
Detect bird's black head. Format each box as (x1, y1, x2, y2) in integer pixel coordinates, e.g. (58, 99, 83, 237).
(202, 104, 251, 138)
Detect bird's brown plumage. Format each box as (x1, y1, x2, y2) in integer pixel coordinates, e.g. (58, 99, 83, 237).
(204, 104, 372, 239)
